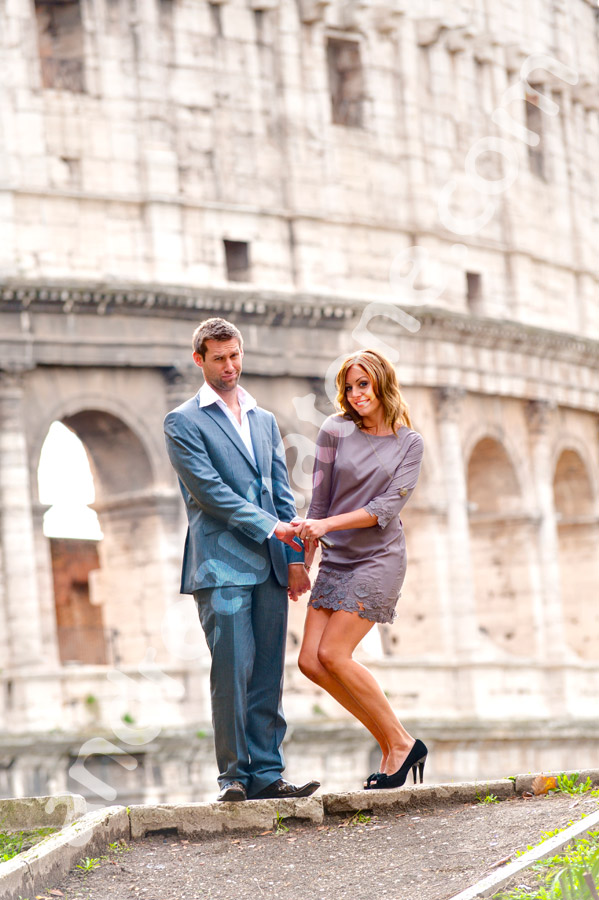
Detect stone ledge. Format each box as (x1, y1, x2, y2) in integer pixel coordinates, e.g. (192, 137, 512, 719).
(323, 779, 516, 815)
(0, 855, 34, 900)
(0, 793, 87, 829)
(129, 796, 323, 839)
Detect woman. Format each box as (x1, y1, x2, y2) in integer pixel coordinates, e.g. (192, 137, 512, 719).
(291, 349, 426, 790)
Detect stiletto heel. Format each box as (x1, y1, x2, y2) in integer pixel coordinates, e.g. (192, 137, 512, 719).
(372, 739, 428, 790)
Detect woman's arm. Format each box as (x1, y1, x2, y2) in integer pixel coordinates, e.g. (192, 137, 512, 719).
(292, 432, 424, 544)
(306, 419, 338, 520)
(292, 508, 376, 543)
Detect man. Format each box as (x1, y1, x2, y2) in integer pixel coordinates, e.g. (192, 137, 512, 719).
(164, 317, 319, 802)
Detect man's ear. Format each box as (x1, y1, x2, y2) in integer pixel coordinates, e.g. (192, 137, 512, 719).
(192, 351, 204, 369)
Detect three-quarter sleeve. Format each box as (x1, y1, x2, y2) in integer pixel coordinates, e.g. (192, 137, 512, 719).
(307, 419, 339, 520)
(364, 432, 424, 529)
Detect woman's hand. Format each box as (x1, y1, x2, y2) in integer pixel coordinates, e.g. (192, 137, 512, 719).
(291, 518, 329, 542)
(303, 539, 317, 570)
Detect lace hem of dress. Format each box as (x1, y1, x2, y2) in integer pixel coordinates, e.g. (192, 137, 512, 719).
(308, 566, 398, 625)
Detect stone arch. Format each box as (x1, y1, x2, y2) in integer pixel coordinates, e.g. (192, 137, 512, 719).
(553, 446, 599, 660)
(553, 445, 596, 518)
(30, 391, 163, 494)
(35, 398, 180, 668)
(62, 409, 153, 500)
(467, 435, 535, 656)
(463, 422, 529, 510)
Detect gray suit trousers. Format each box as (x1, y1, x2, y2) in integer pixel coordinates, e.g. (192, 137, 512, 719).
(194, 568, 288, 796)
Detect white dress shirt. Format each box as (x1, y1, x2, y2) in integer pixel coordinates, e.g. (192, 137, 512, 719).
(199, 381, 290, 545)
(199, 381, 257, 464)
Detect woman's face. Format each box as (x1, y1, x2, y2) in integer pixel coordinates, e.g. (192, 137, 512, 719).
(344, 364, 382, 418)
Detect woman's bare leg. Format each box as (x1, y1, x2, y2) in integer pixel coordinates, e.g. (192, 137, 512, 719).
(316, 610, 415, 776)
(298, 606, 390, 766)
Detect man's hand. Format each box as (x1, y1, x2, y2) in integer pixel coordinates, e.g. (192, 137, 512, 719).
(274, 522, 303, 552)
(290, 518, 329, 542)
(287, 564, 311, 602)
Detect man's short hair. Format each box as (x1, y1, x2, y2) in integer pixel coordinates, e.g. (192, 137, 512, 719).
(192, 318, 243, 357)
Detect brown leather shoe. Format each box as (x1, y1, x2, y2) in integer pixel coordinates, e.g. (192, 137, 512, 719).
(216, 780, 247, 802)
(249, 778, 320, 800)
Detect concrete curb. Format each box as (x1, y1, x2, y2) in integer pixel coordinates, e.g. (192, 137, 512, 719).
(2, 769, 599, 900)
(322, 779, 515, 814)
(0, 806, 129, 900)
(129, 796, 323, 839)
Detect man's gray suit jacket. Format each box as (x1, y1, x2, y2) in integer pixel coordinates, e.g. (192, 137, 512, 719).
(164, 392, 302, 593)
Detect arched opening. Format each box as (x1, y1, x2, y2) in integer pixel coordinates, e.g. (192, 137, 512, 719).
(38, 421, 105, 664)
(467, 437, 534, 656)
(38, 409, 172, 667)
(554, 449, 599, 659)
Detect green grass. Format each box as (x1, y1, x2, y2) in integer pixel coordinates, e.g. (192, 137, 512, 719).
(0, 827, 57, 862)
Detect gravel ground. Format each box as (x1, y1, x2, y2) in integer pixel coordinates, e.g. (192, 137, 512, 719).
(42, 793, 599, 900)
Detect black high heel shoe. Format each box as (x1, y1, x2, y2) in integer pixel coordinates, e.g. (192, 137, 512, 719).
(370, 739, 428, 790)
(364, 772, 383, 790)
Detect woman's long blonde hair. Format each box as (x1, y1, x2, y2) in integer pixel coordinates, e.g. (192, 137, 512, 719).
(335, 349, 412, 431)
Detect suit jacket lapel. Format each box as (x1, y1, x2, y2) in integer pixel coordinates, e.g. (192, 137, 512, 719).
(248, 409, 268, 477)
(202, 403, 259, 474)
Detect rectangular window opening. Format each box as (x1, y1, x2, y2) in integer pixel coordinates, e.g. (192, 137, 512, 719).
(466, 272, 483, 314)
(326, 37, 364, 128)
(224, 240, 251, 282)
(35, 0, 86, 93)
(525, 86, 545, 179)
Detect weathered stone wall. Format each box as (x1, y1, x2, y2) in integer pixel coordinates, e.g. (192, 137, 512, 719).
(0, 0, 598, 328)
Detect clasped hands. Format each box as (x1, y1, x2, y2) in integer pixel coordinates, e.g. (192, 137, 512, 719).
(274, 517, 330, 554)
(274, 518, 330, 603)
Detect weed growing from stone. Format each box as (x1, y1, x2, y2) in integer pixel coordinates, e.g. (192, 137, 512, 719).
(347, 811, 372, 826)
(550, 774, 597, 797)
(76, 856, 101, 872)
(273, 811, 289, 835)
(108, 839, 130, 854)
(475, 789, 500, 805)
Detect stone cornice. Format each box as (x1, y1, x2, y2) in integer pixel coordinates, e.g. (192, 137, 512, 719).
(1, 281, 599, 369)
(0, 282, 357, 325)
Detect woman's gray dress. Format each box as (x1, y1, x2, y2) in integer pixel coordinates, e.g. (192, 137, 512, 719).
(307, 415, 423, 624)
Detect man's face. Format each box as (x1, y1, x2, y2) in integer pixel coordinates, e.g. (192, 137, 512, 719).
(193, 338, 243, 393)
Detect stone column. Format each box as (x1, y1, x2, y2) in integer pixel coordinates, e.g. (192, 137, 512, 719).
(0, 370, 45, 668)
(526, 400, 568, 659)
(163, 364, 198, 544)
(435, 387, 481, 659)
(31, 502, 60, 668)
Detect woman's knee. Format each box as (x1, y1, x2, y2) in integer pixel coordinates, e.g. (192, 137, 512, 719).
(317, 643, 341, 676)
(298, 649, 321, 682)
